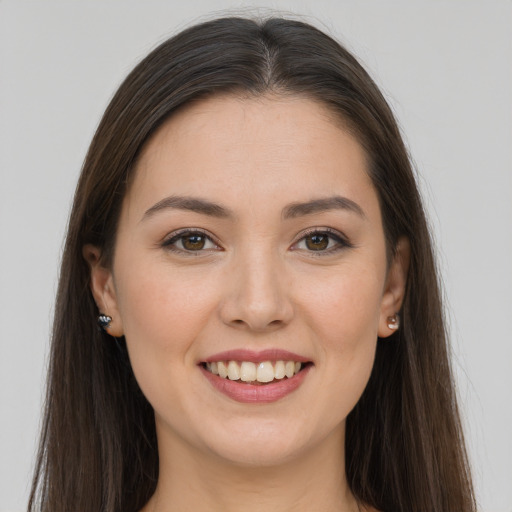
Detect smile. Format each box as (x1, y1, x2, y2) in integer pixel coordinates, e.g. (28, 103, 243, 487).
(200, 350, 313, 403)
(204, 360, 304, 384)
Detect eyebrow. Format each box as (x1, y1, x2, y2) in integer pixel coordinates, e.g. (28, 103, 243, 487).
(142, 195, 233, 221)
(142, 194, 365, 221)
(282, 196, 366, 219)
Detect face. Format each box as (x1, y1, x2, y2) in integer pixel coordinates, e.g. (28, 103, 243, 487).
(86, 95, 408, 468)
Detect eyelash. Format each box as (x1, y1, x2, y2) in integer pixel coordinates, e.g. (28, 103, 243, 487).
(161, 227, 352, 255)
(291, 227, 353, 255)
(161, 228, 221, 255)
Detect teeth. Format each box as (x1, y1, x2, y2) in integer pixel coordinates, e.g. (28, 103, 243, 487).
(217, 361, 228, 378)
(240, 361, 256, 382)
(285, 361, 295, 378)
(274, 360, 285, 379)
(205, 360, 303, 383)
(257, 361, 274, 383)
(227, 361, 240, 380)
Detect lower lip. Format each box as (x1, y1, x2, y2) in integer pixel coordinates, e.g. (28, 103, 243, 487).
(200, 365, 311, 403)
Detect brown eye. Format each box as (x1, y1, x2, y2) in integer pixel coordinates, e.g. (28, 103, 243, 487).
(305, 234, 329, 251)
(182, 234, 206, 251)
(292, 229, 351, 254)
(163, 230, 219, 253)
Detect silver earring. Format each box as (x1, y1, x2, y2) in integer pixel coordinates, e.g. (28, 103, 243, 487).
(387, 313, 400, 330)
(97, 314, 112, 331)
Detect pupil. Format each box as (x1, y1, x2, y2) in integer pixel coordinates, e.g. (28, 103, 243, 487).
(306, 234, 328, 251)
(183, 235, 205, 250)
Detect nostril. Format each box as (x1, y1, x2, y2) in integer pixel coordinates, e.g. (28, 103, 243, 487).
(229, 317, 285, 332)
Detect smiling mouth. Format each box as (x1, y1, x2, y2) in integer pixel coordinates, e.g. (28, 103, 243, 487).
(202, 360, 312, 385)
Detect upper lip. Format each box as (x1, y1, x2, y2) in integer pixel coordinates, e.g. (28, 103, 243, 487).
(202, 349, 311, 364)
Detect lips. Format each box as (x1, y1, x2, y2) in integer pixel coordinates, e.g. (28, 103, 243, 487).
(199, 349, 312, 403)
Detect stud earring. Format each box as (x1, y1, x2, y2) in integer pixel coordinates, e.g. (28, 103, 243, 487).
(387, 313, 400, 331)
(97, 314, 112, 331)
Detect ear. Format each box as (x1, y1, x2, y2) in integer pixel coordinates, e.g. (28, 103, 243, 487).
(82, 244, 124, 337)
(378, 237, 410, 338)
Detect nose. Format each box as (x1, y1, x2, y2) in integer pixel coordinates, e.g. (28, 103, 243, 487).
(219, 249, 294, 333)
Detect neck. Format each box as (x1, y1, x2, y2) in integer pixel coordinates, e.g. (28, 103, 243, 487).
(143, 423, 361, 512)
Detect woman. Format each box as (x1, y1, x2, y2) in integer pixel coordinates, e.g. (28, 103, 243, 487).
(28, 16, 476, 512)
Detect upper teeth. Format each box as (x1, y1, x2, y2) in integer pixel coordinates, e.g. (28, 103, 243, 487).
(205, 360, 302, 383)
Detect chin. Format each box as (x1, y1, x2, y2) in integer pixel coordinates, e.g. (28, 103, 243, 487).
(210, 440, 305, 468)
(198, 416, 329, 468)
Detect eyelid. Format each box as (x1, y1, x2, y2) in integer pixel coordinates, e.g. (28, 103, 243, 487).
(290, 227, 353, 253)
(161, 228, 222, 253)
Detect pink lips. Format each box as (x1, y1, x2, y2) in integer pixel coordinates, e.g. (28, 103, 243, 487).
(200, 349, 312, 404)
(204, 349, 310, 364)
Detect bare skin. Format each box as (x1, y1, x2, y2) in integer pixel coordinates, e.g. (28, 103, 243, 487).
(85, 94, 407, 512)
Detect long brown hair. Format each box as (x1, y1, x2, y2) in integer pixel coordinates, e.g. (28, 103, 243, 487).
(29, 16, 476, 512)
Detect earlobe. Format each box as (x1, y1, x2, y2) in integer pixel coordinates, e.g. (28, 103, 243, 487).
(82, 244, 124, 337)
(378, 237, 410, 338)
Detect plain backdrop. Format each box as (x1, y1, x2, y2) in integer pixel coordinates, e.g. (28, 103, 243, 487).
(1, 1, 511, 511)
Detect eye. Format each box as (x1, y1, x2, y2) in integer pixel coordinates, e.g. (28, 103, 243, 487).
(292, 229, 351, 253)
(162, 229, 220, 253)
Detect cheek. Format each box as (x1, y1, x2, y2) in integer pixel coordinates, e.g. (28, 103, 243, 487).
(298, 263, 383, 411)
(113, 258, 219, 395)
(301, 262, 384, 345)
(117, 257, 216, 341)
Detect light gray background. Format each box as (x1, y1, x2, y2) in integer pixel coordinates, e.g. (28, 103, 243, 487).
(1, 1, 511, 511)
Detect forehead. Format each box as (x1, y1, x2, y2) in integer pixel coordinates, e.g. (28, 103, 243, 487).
(127, 94, 377, 218)
(138, 93, 358, 165)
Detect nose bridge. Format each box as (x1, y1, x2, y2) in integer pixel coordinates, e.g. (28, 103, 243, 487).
(220, 241, 293, 331)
